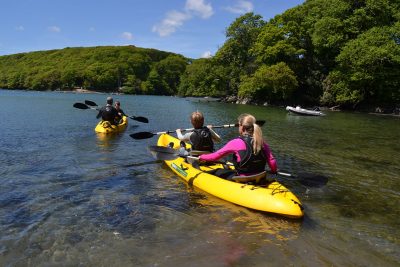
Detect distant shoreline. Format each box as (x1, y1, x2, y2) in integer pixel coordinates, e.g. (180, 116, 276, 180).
(57, 88, 122, 95)
(2, 88, 399, 117)
(72, 88, 98, 94)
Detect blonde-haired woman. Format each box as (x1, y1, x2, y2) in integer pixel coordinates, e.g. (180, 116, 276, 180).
(199, 113, 277, 179)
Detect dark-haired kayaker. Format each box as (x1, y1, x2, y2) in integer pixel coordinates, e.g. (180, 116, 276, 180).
(114, 100, 126, 124)
(96, 96, 119, 125)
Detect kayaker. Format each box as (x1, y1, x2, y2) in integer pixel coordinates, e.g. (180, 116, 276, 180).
(176, 111, 221, 154)
(114, 100, 126, 124)
(96, 96, 119, 125)
(199, 113, 277, 179)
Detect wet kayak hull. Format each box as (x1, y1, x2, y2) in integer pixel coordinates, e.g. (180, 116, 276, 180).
(157, 134, 304, 218)
(95, 116, 128, 133)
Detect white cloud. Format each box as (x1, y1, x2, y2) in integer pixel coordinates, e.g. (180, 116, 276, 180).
(185, 0, 213, 19)
(225, 0, 253, 14)
(201, 51, 212, 58)
(121, 32, 133, 40)
(15, 26, 25, 31)
(152, 10, 191, 37)
(153, 0, 213, 37)
(48, 26, 61, 33)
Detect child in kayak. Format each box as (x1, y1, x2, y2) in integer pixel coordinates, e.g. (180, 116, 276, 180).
(199, 113, 277, 179)
(176, 111, 221, 155)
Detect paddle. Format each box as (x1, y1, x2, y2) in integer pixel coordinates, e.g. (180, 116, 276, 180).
(84, 100, 97, 106)
(147, 145, 329, 187)
(85, 100, 149, 123)
(73, 101, 149, 123)
(73, 102, 97, 110)
(148, 145, 182, 161)
(130, 120, 266, 140)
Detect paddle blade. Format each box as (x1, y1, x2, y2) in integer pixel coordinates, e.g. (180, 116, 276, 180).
(130, 116, 149, 123)
(277, 171, 329, 187)
(129, 132, 156, 140)
(85, 100, 98, 106)
(297, 173, 329, 187)
(73, 103, 89, 109)
(148, 146, 179, 161)
(256, 120, 266, 126)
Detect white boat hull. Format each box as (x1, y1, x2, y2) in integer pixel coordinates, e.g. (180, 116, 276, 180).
(286, 106, 325, 116)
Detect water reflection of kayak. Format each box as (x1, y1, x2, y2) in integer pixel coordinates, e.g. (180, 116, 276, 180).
(95, 116, 128, 133)
(157, 133, 304, 219)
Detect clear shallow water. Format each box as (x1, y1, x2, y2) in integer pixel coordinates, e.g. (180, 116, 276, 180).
(0, 89, 399, 266)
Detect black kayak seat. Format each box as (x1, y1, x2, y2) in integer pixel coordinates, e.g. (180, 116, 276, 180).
(231, 171, 266, 183)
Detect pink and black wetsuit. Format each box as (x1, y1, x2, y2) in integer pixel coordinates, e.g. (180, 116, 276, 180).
(199, 136, 277, 176)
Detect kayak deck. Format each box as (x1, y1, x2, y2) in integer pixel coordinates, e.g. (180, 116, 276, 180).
(95, 116, 128, 133)
(157, 134, 304, 219)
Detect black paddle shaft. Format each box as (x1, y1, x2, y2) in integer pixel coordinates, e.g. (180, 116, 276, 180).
(129, 120, 266, 140)
(147, 145, 329, 187)
(79, 100, 149, 123)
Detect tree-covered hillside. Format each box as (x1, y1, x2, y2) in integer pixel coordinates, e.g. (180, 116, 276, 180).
(178, 0, 400, 110)
(0, 45, 189, 95)
(1, 0, 399, 111)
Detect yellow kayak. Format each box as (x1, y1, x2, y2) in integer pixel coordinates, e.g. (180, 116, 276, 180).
(95, 116, 128, 134)
(157, 134, 304, 219)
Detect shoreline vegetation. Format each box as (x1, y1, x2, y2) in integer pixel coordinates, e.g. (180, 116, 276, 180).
(0, 1, 398, 115)
(67, 88, 400, 116)
(23, 86, 398, 116)
(5, 87, 399, 117)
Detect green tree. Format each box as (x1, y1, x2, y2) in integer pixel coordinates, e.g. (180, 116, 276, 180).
(0, 46, 185, 92)
(238, 62, 298, 102)
(178, 58, 228, 97)
(215, 12, 265, 94)
(323, 23, 400, 107)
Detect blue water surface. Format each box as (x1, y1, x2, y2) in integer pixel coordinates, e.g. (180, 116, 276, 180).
(0, 89, 399, 266)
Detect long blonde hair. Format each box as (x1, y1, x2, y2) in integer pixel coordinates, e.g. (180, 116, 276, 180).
(238, 114, 263, 154)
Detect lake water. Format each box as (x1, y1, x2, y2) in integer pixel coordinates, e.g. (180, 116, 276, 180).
(0, 89, 399, 266)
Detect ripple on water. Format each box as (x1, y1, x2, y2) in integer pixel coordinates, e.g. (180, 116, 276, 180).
(1, 92, 400, 266)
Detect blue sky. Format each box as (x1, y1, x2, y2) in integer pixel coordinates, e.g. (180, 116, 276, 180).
(1, 0, 304, 59)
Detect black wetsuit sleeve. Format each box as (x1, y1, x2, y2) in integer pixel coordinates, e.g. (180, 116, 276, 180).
(96, 107, 103, 119)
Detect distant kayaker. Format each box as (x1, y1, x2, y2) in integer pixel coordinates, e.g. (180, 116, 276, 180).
(96, 96, 119, 125)
(176, 111, 221, 154)
(199, 113, 277, 179)
(114, 100, 126, 123)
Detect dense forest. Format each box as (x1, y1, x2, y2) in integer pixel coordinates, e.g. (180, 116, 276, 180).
(0, 0, 399, 111)
(178, 0, 400, 110)
(0, 45, 188, 95)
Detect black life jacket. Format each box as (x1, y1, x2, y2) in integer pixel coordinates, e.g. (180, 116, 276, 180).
(233, 135, 266, 175)
(189, 127, 214, 152)
(102, 105, 118, 123)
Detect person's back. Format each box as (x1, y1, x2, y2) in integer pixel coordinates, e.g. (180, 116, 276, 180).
(199, 114, 277, 179)
(233, 135, 267, 175)
(190, 126, 214, 152)
(176, 111, 221, 153)
(96, 97, 118, 124)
